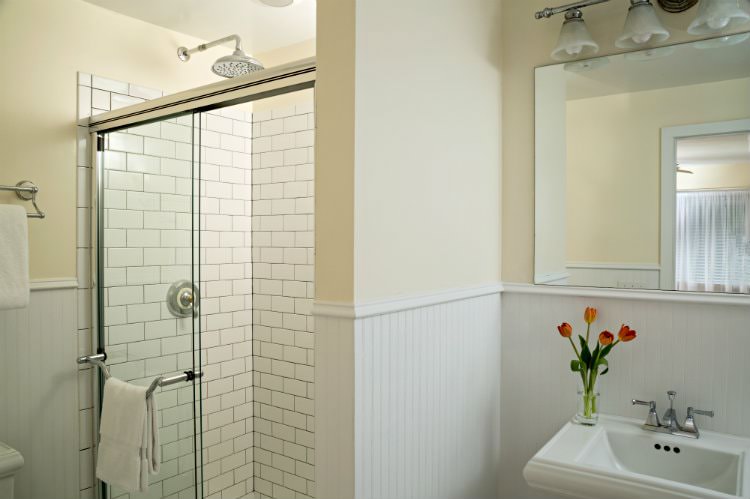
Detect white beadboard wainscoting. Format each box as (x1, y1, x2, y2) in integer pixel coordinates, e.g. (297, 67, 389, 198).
(500, 284, 750, 499)
(315, 286, 502, 499)
(0, 284, 80, 499)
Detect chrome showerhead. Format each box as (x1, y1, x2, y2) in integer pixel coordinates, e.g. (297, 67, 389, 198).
(212, 49, 265, 78)
(177, 34, 265, 79)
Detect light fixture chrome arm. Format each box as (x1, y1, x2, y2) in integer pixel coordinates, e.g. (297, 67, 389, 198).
(178, 34, 244, 62)
(535, 0, 610, 19)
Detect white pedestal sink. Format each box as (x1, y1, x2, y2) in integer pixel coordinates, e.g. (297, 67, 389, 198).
(524, 415, 750, 498)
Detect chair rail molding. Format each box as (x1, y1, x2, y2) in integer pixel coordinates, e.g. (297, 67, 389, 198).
(312, 282, 504, 319)
(502, 282, 750, 306)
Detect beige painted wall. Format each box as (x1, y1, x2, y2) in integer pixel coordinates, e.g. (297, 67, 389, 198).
(500, 0, 749, 282)
(315, 0, 356, 303)
(677, 162, 750, 190)
(352, 0, 502, 301)
(317, 0, 503, 303)
(565, 77, 750, 264)
(0, 0, 215, 280)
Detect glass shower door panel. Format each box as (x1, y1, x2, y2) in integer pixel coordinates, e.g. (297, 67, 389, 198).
(99, 112, 203, 499)
(194, 105, 255, 499)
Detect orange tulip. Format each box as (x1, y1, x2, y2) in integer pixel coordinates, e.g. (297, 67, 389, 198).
(599, 330, 614, 345)
(557, 322, 573, 338)
(618, 324, 637, 342)
(584, 307, 598, 324)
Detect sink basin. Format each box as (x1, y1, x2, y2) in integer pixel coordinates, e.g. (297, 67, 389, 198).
(524, 415, 750, 498)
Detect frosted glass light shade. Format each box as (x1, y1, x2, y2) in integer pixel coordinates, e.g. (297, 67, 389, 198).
(615, 2, 670, 48)
(687, 0, 750, 34)
(551, 18, 599, 61)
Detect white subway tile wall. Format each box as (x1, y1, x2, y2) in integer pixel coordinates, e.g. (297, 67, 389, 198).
(195, 106, 256, 499)
(251, 102, 315, 499)
(77, 73, 316, 499)
(76, 73, 162, 499)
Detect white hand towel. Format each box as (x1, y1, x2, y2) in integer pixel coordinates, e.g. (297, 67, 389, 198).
(96, 378, 160, 493)
(0, 205, 29, 310)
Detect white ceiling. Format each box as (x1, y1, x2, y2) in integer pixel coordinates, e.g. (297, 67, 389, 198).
(83, 0, 316, 54)
(677, 132, 750, 167)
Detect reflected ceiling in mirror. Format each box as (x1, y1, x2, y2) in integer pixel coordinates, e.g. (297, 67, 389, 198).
(534, 32, 750, 294)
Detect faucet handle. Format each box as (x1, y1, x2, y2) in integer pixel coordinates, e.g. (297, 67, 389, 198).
(667, 390, 676, 402)
(632, 399, 656, 409)
(688, 407, 714, 418)
(632, 399, 661, 427)
(681, 407, 714, 437)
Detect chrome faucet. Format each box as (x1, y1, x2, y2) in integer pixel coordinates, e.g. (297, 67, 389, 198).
(678, 407, 714, 439)
(632, 391, 714, 439)
(662, 390, 679, 432)
(632, 399, 662, 430)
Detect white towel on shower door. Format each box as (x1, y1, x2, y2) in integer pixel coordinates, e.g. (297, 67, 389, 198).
(96, 377, 161, 492)
(0, 205, 29, 310)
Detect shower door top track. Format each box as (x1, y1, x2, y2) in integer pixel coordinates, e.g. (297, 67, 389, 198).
(86, 56, 315, 133)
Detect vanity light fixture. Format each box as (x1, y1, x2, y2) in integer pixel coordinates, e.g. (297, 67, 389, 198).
(687, 0, 750, 34)
(536, 0, 609, 60)
(553, 9, 601, 60)
(536, 0, 749, 60)
(616, 0, 671, 48)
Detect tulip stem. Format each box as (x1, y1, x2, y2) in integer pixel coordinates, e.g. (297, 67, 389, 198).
(586, 323, 591, 344)
(568, 337, 581, 362)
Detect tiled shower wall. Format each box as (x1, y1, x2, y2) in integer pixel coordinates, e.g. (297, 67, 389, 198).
(77, 74, 316, 499)
(101, 106, 257, 499)
(193, 104, 256, 499)
(250, 101, 316, 498)
(76, 73, 163, 499)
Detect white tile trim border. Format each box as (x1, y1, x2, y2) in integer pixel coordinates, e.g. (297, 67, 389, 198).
(313, 280, 750, 318)
(31, 278, 79, 291)
(503, 282, 750, 306)
(313, 282, 504, 319)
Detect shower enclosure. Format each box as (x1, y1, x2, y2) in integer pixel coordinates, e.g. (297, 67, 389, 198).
(86, 60, 316, 499)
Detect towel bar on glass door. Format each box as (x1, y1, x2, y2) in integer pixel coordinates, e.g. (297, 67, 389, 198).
(0, 181, 45, 218)
(77, 352, 203, 398)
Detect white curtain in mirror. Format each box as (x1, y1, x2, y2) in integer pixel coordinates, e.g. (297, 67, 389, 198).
(675, 189, 750, 293)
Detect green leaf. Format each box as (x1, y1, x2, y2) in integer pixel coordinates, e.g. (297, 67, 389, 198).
(591, 344, 601, 362)
(579, 336, 592, 366)
(570, 360, 582, 372)
(597, 358, 609, 376)
(600, 344, 614, 358)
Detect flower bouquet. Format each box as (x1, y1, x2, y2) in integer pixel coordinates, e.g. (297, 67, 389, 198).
(557, 307, 637, 425)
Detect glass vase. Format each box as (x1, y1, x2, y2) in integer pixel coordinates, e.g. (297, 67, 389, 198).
(574, 378, 599, 425)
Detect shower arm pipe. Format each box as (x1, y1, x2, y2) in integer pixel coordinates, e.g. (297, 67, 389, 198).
(178, 34, 244, 61)
(535, 0, 610, 18)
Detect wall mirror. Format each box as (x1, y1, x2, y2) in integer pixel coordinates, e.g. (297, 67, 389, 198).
(534, 32, 750, 293)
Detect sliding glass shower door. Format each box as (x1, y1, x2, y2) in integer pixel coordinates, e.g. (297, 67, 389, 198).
(90, 63, 316, 498)
(97, 111, 204, 499)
